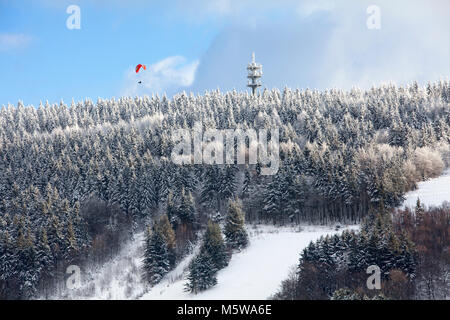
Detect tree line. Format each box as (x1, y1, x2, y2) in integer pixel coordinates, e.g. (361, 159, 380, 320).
(272, 201, 449, 300)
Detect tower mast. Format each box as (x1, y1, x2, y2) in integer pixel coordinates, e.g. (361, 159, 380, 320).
(247, 52, 262, 95)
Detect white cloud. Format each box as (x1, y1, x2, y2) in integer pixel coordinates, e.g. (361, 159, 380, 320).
(317, 0, 450, 88)
(121, 56, 199, 97)
(296, 0, 335, 18)
(188, 0, 450, 93)
(0, 33, 32, 52)
(173, 0, 299, 25)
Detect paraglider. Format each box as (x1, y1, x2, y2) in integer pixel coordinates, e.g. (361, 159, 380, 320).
(135, 64, 146, 73)
(136, 64, 146, 84)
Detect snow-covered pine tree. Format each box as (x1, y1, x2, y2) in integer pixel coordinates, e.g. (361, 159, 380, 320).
(166, 190, 179, 228)
(178, 188, 196, 225)
(202, 221, 229, 270)
(200, 166, 220, 211)
(142, 226, 170, 285)
(224, 199, 249, 250)
(184, 251, 217, 294)
(154, 214, 176, 268)
(219, 165, 237, 202)
(241, 167, 251, 199)
(262, 174, 283, 221)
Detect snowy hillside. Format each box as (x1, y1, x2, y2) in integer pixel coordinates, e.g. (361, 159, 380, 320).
(402, 168, 450, 209)
(44, 224, 357, 300)
(142, 225, 358, 300)
(45, 233, 147, 300)
(42, 169, 449, 300)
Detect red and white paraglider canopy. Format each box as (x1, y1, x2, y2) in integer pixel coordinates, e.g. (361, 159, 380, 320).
(135, 64, 147, 73)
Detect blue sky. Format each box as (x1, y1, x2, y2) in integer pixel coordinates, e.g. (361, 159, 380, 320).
(0, 0, 449, 106)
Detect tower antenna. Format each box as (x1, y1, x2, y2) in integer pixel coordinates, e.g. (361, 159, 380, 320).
(247, 52, 262, 95)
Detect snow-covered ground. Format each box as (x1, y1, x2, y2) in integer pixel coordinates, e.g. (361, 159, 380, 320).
(141, 224, 358, 300)
(44, 232, 147, 300)
(402, 168, 450, 209)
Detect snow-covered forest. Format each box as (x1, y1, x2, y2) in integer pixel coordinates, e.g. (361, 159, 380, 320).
(0, 81, 449, 299)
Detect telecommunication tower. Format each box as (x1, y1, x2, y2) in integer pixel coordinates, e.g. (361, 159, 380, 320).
(247, 52, 262, 95)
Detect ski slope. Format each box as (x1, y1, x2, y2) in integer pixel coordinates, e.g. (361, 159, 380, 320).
(141, 225, 358, 300)
(402, 168, 450, 209)
(44, 232, 147, 300)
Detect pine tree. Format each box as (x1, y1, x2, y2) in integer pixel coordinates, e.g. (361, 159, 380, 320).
(201, 166, 220, 211)
(166, 190, 179, 228)
(224, 199, 249, 250)
(241, 168, 251, 199)
(185, 251, 217, 294)
(17, 230, 39, 299)
(178, 188, 196, 224)
(35, 229, 54, 297)
(202, 221, 229, 270)
(219, 165, 236, 201)
(0, 231, 15, 297)
(142, 226, 170, 285)
(263, 175, 282, 221)
(154, 214, 176, 268)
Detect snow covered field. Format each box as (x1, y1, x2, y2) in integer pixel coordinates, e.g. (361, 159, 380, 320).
(141, 225, 358, 300)
(402, 168, 450, 209)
